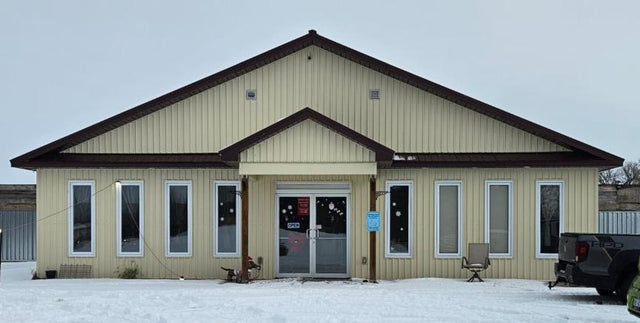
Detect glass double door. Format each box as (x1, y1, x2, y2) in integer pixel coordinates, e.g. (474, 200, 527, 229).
(277, 194, 349, 278)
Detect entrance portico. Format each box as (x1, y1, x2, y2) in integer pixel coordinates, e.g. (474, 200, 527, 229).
(244, 175, 373, 280)
(219, 108, 391, 280)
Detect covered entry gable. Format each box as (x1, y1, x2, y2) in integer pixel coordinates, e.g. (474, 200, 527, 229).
(241, 119, 376, 163)
(220, 107, 393, 175)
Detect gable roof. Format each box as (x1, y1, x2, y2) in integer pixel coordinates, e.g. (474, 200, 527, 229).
(11, 30, 623, 169)
(219, 107, 394, 163)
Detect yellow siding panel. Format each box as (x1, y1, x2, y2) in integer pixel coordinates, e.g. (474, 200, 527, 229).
(63, 46, 569, 155)
(374, 167, 598, 281)
(36, 168, 240, 279)
(37, 167, 597, 281)
(238, 162, 376, 175)
(240, 119, 376, 163)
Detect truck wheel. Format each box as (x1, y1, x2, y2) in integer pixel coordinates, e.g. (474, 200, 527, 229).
(616, 273, 636, 304)
(596, 288, 614, 296)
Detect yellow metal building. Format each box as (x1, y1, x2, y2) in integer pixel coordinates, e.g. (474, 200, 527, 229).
(12, 30, 621, 281)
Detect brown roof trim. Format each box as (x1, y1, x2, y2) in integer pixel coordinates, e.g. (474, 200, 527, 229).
(310, 34, 622, 165)
(20, 151, 613, 170)
(19, 153, 231, 170)
(11, 31, 317, 168)
(388, 152, 619, 169)
(219, 107, 395, 162)
(11, 29, 623, 169)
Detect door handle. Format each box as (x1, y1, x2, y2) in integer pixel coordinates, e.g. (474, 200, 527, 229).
(306, 229, 319, 240)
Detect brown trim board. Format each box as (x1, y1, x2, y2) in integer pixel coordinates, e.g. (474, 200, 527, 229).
(21, 152, 614, 170)
(21, 153, 230, 170)
(219, 107, 394, 162)
(388, 152, 619, 169)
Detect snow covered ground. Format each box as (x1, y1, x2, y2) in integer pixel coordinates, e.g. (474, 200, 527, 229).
(0, 262, 634, 322)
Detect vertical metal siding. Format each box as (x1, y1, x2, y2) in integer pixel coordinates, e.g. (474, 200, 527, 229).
(599, 211, 640, 234)
(62, 46, 569, 155)
(0, 210, 36, 261)
(37, 167, 597, 280)
(375, 167, 597, 281)
(240, 119, 375, 163)
(36, 44, 598, 281)
(36, 168, 240, 279)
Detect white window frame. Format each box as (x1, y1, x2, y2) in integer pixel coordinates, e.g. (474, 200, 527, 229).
(384, 180, 413, 258)
(68, 180, 96, 257)
(213, 181, 241, 257)
(536, 180, 565, 259)
(116, 180, 144, 257)
(435, 181, 462, 258)
(484, 180, 513, 258)
(165, 180, 193, 257)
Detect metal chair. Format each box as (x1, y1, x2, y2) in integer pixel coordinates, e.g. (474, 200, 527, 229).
(461, 243, 491, 282)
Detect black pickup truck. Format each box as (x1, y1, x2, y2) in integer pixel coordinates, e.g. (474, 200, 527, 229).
(554, 232, 640, 302)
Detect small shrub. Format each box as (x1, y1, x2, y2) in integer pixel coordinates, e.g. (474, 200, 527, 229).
(118, 264, 139, 279)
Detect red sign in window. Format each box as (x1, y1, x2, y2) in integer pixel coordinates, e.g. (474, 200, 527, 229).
(297, 197, 309, 216)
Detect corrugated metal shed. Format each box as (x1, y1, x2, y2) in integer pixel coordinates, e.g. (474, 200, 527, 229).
(0, 210, 36, 261)
(599, 211, 640, 234)
(0, 184, 36, 261)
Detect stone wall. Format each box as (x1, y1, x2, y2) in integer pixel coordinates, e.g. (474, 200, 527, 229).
(0, 184, 36, 210)
(599, 185, 640, 211)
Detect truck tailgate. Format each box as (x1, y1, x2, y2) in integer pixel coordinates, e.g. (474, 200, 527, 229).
(558, 234, 578, 263)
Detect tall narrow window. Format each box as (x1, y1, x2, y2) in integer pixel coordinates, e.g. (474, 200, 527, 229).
(436, 181, 462, 257)
(536, 181, 564, 258)
(485, 181, 513, 257)
(385, 181, 412, 257)
(116, 181, 144, 256)
(165, 181, 192, 257)
(214, 181, 240, 256)
(68, 181, 95, 256)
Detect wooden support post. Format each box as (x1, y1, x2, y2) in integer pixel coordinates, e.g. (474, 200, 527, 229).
(241, 176, 249, 283)
(369, 176, 377, 283)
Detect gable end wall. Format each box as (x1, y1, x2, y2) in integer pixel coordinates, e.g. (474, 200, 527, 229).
(63, 46, 570, 155)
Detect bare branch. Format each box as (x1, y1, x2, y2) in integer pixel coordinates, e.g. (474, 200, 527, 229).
(619, 160, 640, 185)
(599, 168, 621, 184)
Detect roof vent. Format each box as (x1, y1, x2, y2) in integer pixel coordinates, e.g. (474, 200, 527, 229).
(369, 89, 380, 100)
(246, 89, 257, 100)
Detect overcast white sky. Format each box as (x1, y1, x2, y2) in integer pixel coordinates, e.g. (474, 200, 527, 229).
(1, 1, 638, 184)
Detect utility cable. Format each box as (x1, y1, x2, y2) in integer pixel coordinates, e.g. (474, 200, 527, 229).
(1, 180, 184, 279)
(121, 187, 183, 279)
(1, 182, 114, 233)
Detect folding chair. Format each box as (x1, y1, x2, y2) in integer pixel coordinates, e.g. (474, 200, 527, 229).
(461, 243, 491, 282)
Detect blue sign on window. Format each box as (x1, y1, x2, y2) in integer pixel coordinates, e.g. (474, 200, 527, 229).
(367, 211, 380, 232)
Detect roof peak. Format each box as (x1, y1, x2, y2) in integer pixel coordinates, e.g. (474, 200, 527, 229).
(10, 30, 623, 169)
(219, 107, 394, 163)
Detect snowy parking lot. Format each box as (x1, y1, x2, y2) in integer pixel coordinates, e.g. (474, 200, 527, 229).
(0, 262, 634, 322)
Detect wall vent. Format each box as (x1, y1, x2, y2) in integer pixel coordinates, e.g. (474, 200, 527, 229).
(369, 89, 380, 100)
(246, 89, 257, 100)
